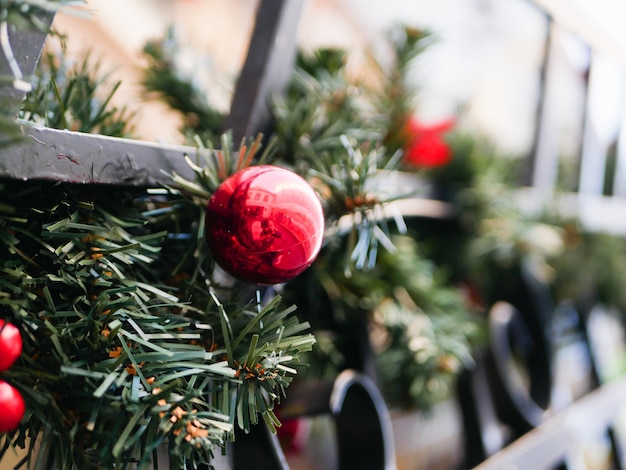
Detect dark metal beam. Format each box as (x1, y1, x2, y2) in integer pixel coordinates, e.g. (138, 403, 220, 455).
(223, 0, 305, 143)
(0, 124, 198, 186)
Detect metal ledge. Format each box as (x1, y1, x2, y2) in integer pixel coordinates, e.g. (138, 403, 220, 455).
(0, 124, 198, 186)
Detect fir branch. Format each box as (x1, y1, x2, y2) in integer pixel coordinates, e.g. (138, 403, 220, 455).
(379, 26, 432, 154)
(168, 131, 276, 197)
(272, 50, 383, 168)
(141, 30, 225, 145)
(309, 135, 414, 272)
(19, 46, 136, 137)
(290, 234, 482, 411)
(270, 28, 434, 272)
(208, 292, 315, 434)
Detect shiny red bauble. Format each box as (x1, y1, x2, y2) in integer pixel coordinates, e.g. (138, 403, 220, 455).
(205, 165, 325, 285)
(0, 320, 22, 372)
(0, 380, 25, 433)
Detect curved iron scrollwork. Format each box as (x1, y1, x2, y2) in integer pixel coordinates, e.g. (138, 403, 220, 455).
(279, 369, 397, 470)
(459, 263, 557, 466)
(485, 300, 551, 431)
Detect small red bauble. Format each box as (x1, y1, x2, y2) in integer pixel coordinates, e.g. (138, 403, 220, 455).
(205, 165, 324, 285)
(0, 320, 22, 372)
(402, 117, 454, 168)
(0, 380, 25, 433)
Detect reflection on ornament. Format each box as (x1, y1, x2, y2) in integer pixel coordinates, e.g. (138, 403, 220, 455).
(205, 165, 325, 285)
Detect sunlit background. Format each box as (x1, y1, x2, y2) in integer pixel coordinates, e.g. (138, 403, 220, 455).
(49, 0, 625, 160)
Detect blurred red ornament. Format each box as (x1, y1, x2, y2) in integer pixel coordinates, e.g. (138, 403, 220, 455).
(0, 320, 22, 372)
(0, 380, 25, 433)
(277, 416, 305, 455)
(205, 165, 325, 285)
(402, 117, 454, 168)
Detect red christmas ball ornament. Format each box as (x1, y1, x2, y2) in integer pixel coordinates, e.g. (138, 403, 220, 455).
(0, 320, 22, 372)
(205, 165, 325, 285)
(0, 380, 25, 433)
(402, 117, 455, 168)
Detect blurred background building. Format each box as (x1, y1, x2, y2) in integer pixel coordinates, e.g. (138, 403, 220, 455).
(44, 1, 593, 152)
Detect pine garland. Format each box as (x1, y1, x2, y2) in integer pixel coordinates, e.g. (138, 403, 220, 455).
(137, 24, 485, 413)
(5, 4, 626, 469)
(289, 233, 482, 411)
(2, 22, 315, 467)
(0, 174, 315, 469)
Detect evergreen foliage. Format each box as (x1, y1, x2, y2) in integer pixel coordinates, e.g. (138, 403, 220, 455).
(133, 23, 484, 413)
(7, 4, 624, 467)
(1, 11, 315, 466)
(19, 47, 135, 137)
(142, 29, 225, 145)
